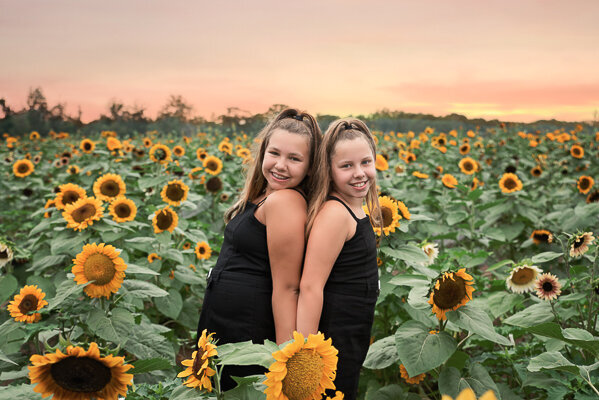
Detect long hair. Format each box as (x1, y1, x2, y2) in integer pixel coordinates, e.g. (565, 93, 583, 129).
(224, 108, 322, 223)
(306, 118, 382, 236)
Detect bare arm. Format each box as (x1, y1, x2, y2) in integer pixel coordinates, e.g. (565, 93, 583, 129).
(296, 202, 351, 336)
(263, 190, 307, 344)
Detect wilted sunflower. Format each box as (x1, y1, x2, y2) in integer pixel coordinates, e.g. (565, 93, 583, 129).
(55, 183, 87, 210)
(441, 174, 458, 189)
(149, 144, 172, 165)
(195, 242, 212, 260)
(530, 165, 543, 177)
(570, 144, 584, 159)
(367, 196, 400, 236)
(458, 157, 478, 175)
(263, 331, 338, 400)
(161, 179, 189, 206)
(218, 140, 233, 155)
(153, 206, 179, 233)
(531, 229, 553, 245)
(203, 155, 223, 175)
(205, 176, 223, 194)
(420, 242, 439, 266)
(13, 159, 35, 178)
(93, 173, 126, 202)
(577, 176, 594, 194)
(7, 285, 48, 323)
(506, 264, 543, 293)
(72, 243, 127, 298)
(177, 329, 218, 391)
(569, 232, 595, 258)
(535, 273, 561, 301)
(442, 388, 497, 400)
(428, 268, 475, 321)
(587, 190, 599, 203)
(498, 173, 523, 193)
(29, 342, 133, 400)
(399, 364, 425, 385)
(108, 196, 137, 223)
(62, 197, 104, 231)
(0, 242, 14, 268)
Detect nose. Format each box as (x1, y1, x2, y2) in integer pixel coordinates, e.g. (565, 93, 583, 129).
(353, 165, 365, 178)
(274, 158, 287, 170)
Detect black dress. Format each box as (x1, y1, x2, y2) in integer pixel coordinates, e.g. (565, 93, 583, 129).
(196, 199, 275, 391)
(318, 196, 379, 400)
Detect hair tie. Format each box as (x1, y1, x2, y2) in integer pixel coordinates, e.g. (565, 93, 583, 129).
(292, 114, 303, 121)
(344, 122, 353, 130)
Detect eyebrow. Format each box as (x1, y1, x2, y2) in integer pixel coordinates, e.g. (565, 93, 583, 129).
(267, 146, 305, 158)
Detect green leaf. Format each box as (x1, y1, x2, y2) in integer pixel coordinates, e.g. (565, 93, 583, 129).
(217, 341, 277, 369)
(50, 231, 91, 255)
(126, 263, 160, 276)
(122, 280, 169, 298)
(395, 320, 457, 376)
(438, 367, 463, 398)
(446, 211, 468, 226)
(174, 265, 205, 285)
(123, 323, 175, 361)
(527, 323, 599, 357)
(165, 248, 185, 264)
(487, 292, 522, 319)
(363, 335, 399, 369)
(467, 363, 501, 399)
(483, 228, 505, 242)
(388, 274, 430, 287)
(46, 280, 85, 311)
(503, 302, 554, 328)
(139, 176, 166, 190)
(527, 351, 579, 374)
(28, 255, 67, 272)
(531, 252, 562, 263)
(502, 222, 525, 242)
(186, 229, 208, 243)
(487, 259, 513, 271)
(381, 244, 429, 264)
(154, 289, 183, 319)
(29, 218, 53, 237)
(0, 274, 18, 304)
(0, 366, 29, 380)
(0, 384, 43, 399)
(367, 384, 408, 400)
(130, 358, 173, 374)
(87, 307, 134, 345)
(168, 385, 208, 400)
(447, 305, 511, 345)
(0, 349, 17, 365)
(407, 285, 431, 310)
(25, 276, 55, 299)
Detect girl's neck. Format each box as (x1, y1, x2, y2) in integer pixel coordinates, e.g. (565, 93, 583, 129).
(330, 190, 366, 217)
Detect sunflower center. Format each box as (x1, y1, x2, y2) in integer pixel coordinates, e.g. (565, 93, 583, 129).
(114, 204, 131, 218)
(100, 180, 120, 197)
(63, 191, 81, 205)
(199, 246, 206, 254)
(50, 356, 112, 393)
(573, 147, 582, 156)
(580, 179, 590, 190)
(206, 161, 218, 171)
(18, 294, 38, 314)
(166, 184, 185, 201)
(156, 210, 174, 230)
(433, 275, 467, 309)
(17, 163, 30, 173)
(206, 177, 222, 193)
(155, 149, 167, 160)
(534, 233, 549, 243)
(542, 282, 554, 292)
(381, 206, 394, 228)
(83, 142, 92, 151)
(0, 249, 7, 259)
(192, 349, 208, 378)
(511, 268, 535, 284)
(504, 178, 517, 190)
(463, 161, 473, 171)
(72, 204, 98, 222)
(573, 237, 584, 249)
(281, 348, 324, 400)
(83, 254, 116, 285)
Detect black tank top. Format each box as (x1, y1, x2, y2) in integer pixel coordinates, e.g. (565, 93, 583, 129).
(325, 196, 378, 286)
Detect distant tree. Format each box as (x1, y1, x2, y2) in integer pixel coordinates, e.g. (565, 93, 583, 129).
(26, 87, 48, 114)
(158, 95, 193, 122)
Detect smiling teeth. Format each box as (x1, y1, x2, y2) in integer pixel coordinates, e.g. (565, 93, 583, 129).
(351, 181, 367, 188)
(272, 172, 288, 180)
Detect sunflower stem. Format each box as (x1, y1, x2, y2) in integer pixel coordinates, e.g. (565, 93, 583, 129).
(214, 364, 223, 400)
(586, 245, 598, 333)
(549, 300, 563, 328)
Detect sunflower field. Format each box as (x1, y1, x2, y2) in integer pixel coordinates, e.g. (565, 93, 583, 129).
(0, 122, 598, 400)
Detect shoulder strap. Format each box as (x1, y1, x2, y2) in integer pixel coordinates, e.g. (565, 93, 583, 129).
(255, 196, 268, 208)
(327, 196, 360, 222)
(291, 187, 308, 202)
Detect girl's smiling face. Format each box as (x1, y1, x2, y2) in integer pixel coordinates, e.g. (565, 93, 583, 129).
(330, 136, 376, 205)
(262, 129, 310, 195)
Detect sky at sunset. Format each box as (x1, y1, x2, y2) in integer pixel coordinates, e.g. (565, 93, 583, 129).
(1, 0, 598, 123)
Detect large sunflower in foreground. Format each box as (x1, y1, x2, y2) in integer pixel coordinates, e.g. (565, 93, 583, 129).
(177, 329, 218, 391)
(263, 331, 338, 400)
(498, 173, 523, 194)
(161, 179, 189, 206)
(153, 206, 179, 233)
(55, 183, 87, 210)
(108, 196, 137, 223)
(203, 155, 223, 175)
(93, 173, 126, 202)
(29, 342, 133, 400)
(506, 264, 543, 293)
(366, 196, 400, 236)
(62, 197, 104, 231)
(442, 388, 497, 400)
(13, 159, 35, 178)
(428, 268, 475, 321)
(72, 243, 127, 299)
(149, 143, 172, 165)
(7, 285, 48, 323)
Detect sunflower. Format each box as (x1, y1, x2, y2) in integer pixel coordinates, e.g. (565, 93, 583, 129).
(569, 232, 595, 258)
(535, 273, 562, 301)
(399, 364, 425, 385)
(570, 144, 584, 159)
(108, 196, 137, 223)
(587, 190, 599, 203)
(458, 157, 478, 175)
(205, 176, 223, 194)
(441, 174, 458, 189)
(470, 177, 483, 191)
(30, 131, 40, 140)
(67, 165, 80, 175)
(203, 155, 223, 175)
(325, 392, 344, 400)
(428, 268, 475, 321)
(195, 242, 212, 260)
(55, 183, 87, 210)
(459, 143, 470, 155)
(397, 200, 410, 220)
(29, 342, 133, 400)
(93, 173, 126, 202)
(236, 147, 251, 159)
(147, 253, 161, 263)
(149, 144, 172, 165)
(13, 159, 35, 178)
(196, 148, 208, 160)
(218, 140, 233, 155)
(62, 197, 104, 231)
(177, 329, 218, 391)
(0, 242, 14, 268)
(189, 166, 203, 180)
(531, 229, 553, 245)
(506, 264, 543, 293)
(442, 388, 497, 400)
(153, 206, 179, 233)
(106, 137, 122, 151)
(577, 176, 594, 194)
(7, 285, 48, 323)
(143, 137, 153, 148)
(498, 173, 523, 194)
(420, 242, 439, 266)
(161, 180, 189, 206)
(263, 331, 338, 400)
(530, 165, 542, 177)
(366, 196, 400, 236)
(412, 171, 429, 179)
(72, 243, 127, 299)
